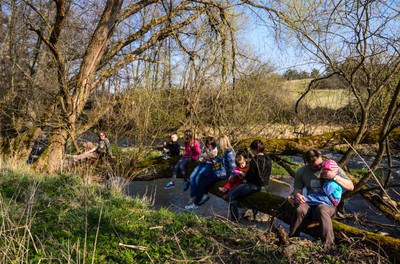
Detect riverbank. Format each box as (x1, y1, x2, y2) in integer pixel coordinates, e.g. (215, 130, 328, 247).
(0, 168, 390, 263)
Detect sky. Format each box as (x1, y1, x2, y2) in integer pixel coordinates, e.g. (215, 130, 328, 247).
(243, 25, 318, 74)
(238, 10, 323, 75)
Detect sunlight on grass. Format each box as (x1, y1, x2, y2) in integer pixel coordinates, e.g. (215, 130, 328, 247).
(284, 79, 354, 110)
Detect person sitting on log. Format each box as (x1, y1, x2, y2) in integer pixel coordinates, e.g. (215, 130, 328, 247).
(187, 137, 218, 205)
(218, 155, 249, 194)
(165, 134, 201, 191)
(289, 148, 354, 248)
(162, 133, 180, 160)
(185, 135, 236, 210)
(227, 139, 271, 221)
(72, 132, 114, 162)
(288, 159, 343, 227)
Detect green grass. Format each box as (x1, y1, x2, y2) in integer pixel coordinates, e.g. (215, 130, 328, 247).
(284, 79, 353, 110)
(0, 169, 389, 263)
(0, 170, 281, 263)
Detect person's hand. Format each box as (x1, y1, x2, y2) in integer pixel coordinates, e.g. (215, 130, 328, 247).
(295, 194, 306, 204)
(320, 170, 336, 180)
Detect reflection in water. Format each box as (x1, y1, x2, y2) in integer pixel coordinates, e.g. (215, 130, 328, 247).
(126, 177, 293, 217)
(124, 176, 297, 234)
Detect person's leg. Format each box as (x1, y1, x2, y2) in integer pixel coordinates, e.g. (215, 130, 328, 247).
(224, 176, 237, 191)
(189, 163, 204, 197)
(172, 157, 185, 181)
(228, 183, 260, 221)
(193, 172, 219, 205)
(86, 142, 95, 151)
(316, 204, 337, 247)
(179, 157, 190, 181)
(289, 203, 311, 237)
(229, 177, 244, 191)
(73, 151, 97, 162)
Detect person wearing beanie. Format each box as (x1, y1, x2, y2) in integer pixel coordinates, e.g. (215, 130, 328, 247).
(289, 149, 354, 248)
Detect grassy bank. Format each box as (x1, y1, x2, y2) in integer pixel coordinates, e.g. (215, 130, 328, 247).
(0, 169, 389, 263)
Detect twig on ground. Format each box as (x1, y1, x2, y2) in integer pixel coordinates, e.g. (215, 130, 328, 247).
(118, 243, 147, 251)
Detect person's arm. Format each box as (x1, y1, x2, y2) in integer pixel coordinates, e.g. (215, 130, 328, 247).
(192, 140, 201, 156)
(226, 150, 237, 178)
(292, 166, 306, 204)
(292, 189, 307, 204)
(320, 168, 354, 191)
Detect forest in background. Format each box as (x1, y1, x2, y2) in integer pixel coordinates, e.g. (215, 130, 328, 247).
(0, 1, 400, 262)
(0, 0, 399, 214)
(0, 0, 398, 198)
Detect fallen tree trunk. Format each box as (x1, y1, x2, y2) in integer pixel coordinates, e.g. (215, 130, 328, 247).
(207, 181, 400, 262)
(121, 156, 400, 261)
(82, 131, 400, 261)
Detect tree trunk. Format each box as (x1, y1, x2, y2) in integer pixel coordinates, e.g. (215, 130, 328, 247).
(33, 128, 68, 172)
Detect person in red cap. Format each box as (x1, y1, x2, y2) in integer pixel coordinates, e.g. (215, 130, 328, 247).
(289, 148, 354, 248)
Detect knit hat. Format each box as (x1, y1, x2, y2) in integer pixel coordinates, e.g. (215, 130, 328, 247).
(322, 159, 339, 174)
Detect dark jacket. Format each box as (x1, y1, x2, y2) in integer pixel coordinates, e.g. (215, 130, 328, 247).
(165, 141, 180, 156)
(246, 154, 272, 186)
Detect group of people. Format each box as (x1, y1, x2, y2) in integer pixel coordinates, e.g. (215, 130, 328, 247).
(162, 131, 354, 248)
(75, 130, 354, 248)
(163, 130, 272, 221)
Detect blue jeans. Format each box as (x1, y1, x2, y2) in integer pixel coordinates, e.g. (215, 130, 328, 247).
(228, 183, 261, 221)
(189, 163, 213, 198)
(193, 171, 221, 205)
(172, 157, 191, 181)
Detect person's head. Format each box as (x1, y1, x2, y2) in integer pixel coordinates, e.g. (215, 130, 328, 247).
(322, 159, 339, 175)
(217, 135, 232, 151)
(185, 134, 193, 145)
(98, 132, 106, 140)
(235, 155, 246, 168)
(305, 148, 323, 171)
(184, 129, 193, 137)
(170, 133, 178, 142)
(205, 137, 217, 149)
(249, 139, 265, 154)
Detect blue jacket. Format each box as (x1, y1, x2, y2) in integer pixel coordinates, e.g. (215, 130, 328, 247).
(213, 148, 236, 180)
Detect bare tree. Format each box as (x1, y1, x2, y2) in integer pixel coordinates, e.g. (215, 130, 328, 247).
(243, 0, 400, 197)
(0, 0, 242, 172)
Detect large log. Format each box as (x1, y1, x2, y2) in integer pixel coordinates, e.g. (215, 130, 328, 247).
(208, 181, 400, 262)
(125, 156, 400, 261)
(99, 130, 400, 260)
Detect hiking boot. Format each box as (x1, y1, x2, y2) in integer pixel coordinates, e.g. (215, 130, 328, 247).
(183, 181, 189, 191)
(165, 181, 175, 189)
(198, 194, 210, 205)
(185, 203, 199, 210)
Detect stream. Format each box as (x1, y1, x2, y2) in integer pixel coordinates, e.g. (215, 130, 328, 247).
(123, 154, 400, 239)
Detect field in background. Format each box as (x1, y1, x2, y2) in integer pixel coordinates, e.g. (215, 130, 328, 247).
(284, 79, 353, 110)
